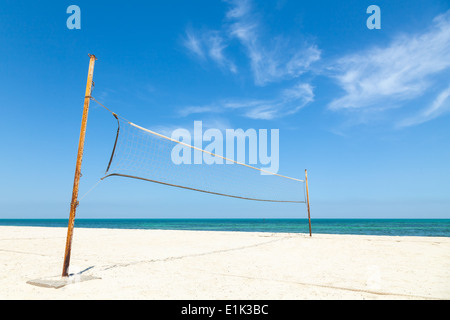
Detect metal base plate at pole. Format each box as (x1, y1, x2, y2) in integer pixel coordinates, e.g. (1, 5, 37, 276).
(27, 275, 101, 289)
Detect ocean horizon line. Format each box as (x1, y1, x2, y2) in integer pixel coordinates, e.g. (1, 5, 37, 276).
(0, 218, 449, 237)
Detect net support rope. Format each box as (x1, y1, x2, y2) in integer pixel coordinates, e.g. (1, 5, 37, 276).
(87, 96, 306, 204)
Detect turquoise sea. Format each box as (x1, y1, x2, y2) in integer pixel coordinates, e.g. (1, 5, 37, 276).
(0, 219, 449, 237)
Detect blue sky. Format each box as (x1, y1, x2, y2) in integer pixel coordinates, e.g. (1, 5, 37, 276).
(0, 0, 449, 220)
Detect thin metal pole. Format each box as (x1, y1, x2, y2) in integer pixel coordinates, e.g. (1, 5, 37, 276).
(305, 169, 312, 237)
(62, 54, 97, 277)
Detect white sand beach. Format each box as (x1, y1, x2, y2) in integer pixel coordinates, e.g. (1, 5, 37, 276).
(0, 226, 449, 300)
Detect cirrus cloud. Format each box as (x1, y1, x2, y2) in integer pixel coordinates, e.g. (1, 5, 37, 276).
(181, 0, 319, 120)
(328, 10, 450, 127)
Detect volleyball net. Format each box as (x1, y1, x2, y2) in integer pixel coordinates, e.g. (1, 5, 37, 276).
(91, 97, 307, 204)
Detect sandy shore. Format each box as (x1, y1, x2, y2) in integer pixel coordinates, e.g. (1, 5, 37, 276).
(0, 226, 449, 300)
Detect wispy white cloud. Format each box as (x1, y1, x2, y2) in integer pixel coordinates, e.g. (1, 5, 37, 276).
(226, 3, 320, 86)
(328, 10, 450, 126)
(178, 82, 314, 120)
(183, 28, 205, 59)
(182, 28, 237, 73)
(224, 0, 251, 19)
(207, 32, 238, 73)
(244, 83, 314, 119)
(179, 0, 319, 120)
(182, 0, 320, 86)
(398, 85, 450, 127)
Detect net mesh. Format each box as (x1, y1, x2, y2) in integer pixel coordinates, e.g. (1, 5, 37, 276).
(100, 115, 306, 204)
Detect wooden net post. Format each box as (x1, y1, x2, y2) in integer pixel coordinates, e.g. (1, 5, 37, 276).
(305, 169, 312, 237)
(62, 54, 97, 278)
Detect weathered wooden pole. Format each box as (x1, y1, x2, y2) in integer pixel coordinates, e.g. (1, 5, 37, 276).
(305, 169, 312, 237)
(62, 54, 97, 277)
